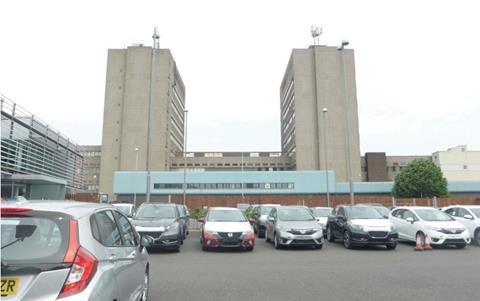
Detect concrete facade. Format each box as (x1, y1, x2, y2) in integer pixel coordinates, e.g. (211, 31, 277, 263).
(99, 46, 186, 200)
(280, 46, 361, 181)
(433, 145, 480, 181)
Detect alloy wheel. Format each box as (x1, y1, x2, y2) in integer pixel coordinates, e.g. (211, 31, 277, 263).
(327, 227, 334, 242)
(343, 231, 352, 249)
(274, 233, 281, 249)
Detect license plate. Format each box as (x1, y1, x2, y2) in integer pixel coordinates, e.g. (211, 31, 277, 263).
(447, 235, 461, 239)
(1, 278, 19, 296)
(295, 236, 311, 239)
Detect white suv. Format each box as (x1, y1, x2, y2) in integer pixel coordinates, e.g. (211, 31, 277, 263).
(389, 206, 471, 248)
(442, 205, 480, 245)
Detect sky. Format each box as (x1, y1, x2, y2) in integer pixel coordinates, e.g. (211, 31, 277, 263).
(1, 0, 479, 155)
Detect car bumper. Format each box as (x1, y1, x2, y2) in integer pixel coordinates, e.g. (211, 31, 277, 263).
(350, 231, 399, 246)
(203, 235, 255, 249)
(278, 231, 324, 246)
(427, 230, 471, 245)
(138, 231, 181, 248)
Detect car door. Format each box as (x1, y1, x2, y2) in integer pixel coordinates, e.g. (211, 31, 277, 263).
(454, 207, 474, 237)
(94, 210, 138, 301)
(331, 207, 346, 237)
(113, 211, 145, 301)
(400, 210, 418, 241)
(265, 208, 276, 240)
(389, 209, 406, 239)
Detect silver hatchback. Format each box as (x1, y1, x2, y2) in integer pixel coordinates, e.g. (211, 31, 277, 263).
(1, 200, 150, 301)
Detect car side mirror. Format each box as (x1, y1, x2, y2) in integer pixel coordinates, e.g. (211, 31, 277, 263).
(268, 216, 275, 222)
(405, 217, 414, 224)
(464, 214, 474, 220)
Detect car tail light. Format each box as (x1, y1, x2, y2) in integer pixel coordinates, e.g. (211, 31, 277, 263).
(1, 207, 32, 213)
(57, 220, 98, 299)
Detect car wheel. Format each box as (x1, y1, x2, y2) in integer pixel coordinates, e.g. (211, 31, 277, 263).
(455, 244, 466, 249)
(343, 231, 353, 249)
(274, 233, 281, 249)
(474, 229, 480, 245)
(386, 243, 397, 250)
(140, 269, 149, 301)
(327, 227, 335, 242)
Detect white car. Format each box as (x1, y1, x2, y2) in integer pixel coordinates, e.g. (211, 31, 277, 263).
(310, 207, 333, 237)
(442, 205, 480, 245)
(389, 206, 471, 248)
(112, 203, 136, 219)
(200, 207, 255, 251)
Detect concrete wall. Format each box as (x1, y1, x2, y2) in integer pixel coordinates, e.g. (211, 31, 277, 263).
(433, 146, 480, 181)
(99, 46, 185, 201)
(280, 46, 361, 181)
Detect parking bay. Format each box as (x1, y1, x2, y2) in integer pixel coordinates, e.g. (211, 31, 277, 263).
(148, 232, 480, 301)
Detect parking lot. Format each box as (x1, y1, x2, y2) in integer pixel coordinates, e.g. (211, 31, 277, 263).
(148, 232, 480, 301)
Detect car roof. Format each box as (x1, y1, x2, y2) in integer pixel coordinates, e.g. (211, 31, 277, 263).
(393, 206, 437, 210)
(258, 204, 281, 207)
(112, 203, 134, 207)
(1, 200, 113, 219)
(311, 207, 333, 209)
(444, 205, 480, 208)
(138, 203, 176, 207)
(278, 206, 309, 210)
(209, 207, 240, 211)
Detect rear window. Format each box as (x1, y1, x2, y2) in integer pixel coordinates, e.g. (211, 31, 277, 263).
(1, 211, 71, 264)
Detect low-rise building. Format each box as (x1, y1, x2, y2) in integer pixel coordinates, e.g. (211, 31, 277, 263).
(433, 145, 480, 181)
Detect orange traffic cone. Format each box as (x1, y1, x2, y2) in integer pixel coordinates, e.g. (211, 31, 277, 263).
(414, 234, 423, 251)
(424, 234, 433, 250)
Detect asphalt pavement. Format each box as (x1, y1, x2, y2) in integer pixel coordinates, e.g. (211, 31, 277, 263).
(148, 232, 480, 301)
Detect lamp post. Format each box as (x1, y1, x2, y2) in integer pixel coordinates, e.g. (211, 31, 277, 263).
(134, 147, 139, 207)
(183, 109, 188, 206)
(338, 40, 355, 205)
(322, 107, 330, 207)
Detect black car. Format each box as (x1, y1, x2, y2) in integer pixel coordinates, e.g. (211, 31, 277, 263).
(131, 203, 185, 252)
(326, 205, 398, 249)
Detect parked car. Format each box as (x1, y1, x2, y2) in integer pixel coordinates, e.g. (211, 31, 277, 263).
(200, 207, 255, 251)
(236, 203, 250, 213)
(326, 205, 398, 249)
(310, 207, 333, 237)
(442, 205, 480, 245)
(356, 203, 390, 218)
(112, 203, 136, 219)
(177, 204, 190, 238)
(389, 206, 470, 248)
(1, 200, 150, 301)
(131, 203, 184, 252)
(265, 206, 323, 249)
(252, 204, 281, 238)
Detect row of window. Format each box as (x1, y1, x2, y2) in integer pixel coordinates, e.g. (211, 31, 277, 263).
(171, 162, 287, 167)
(153, 182, 295, 190)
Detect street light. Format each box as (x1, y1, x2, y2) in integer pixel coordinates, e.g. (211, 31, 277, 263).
(322, 107, 330, 207)
(134, 147, 139, 207)
(183, 109, 188, 206)
(338, 40, 355, 205)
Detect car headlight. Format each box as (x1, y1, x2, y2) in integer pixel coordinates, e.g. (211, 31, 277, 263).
(165, 223, 179, 232)
(426, 226, 442, 232)
(206, 230, 218, 235)
(242, 230, 254, 236)
(349, 223, 364, 231)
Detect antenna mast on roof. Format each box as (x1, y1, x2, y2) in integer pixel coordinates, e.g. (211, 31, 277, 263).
(152, 27, 160, 49)
(311, 26, 322, 46)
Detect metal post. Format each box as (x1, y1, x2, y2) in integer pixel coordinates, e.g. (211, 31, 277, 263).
(183, 110, 188, 206)
(338, 40, 355, 205)
(134, 147, 139, 207)
(322, 108, 330, 207)
(146, 27, 160, 203)
(241, 151, 245, 202)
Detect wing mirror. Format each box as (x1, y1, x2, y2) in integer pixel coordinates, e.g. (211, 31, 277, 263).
(268, 216, 275, 222)
(405, 217, 414, 224)
(464, 214, 474, 220)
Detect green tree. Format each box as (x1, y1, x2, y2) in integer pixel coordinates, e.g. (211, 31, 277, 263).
(392, 159, 449, 198)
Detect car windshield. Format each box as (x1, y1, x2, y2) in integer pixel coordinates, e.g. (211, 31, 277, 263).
(115, 205, 132, 216)
(135, 205, 176, 219)
(372, 207, 390, 217)
(415, 209, 454, 221)
(1, 211, 70, 264)
(312, 208, 332, 217)
(468, 208, 480, 218)
(207, 210, 246, 222)
(346, 207, 383, 219)
(260, 206, 277, 215)
(278, 208, 315, 221)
